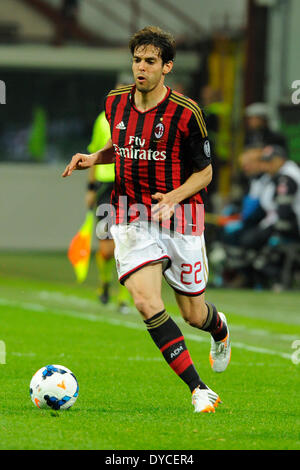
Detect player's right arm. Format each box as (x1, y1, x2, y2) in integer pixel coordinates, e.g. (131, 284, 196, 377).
(62, 138, 114, 178)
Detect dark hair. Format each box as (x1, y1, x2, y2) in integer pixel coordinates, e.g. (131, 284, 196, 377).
(129, 26, 176, 64)
(261, 145, 288, 161)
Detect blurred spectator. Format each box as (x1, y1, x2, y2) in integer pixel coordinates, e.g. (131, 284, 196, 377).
(209, 146, 274, 287)
(225, 146, 271, 239)
(259, 145, 300, 241)
(253, 145, 300, 289)
(224, 102, 286, 214)
(212, 144, 300, 289)
(244, 102, 288, 151)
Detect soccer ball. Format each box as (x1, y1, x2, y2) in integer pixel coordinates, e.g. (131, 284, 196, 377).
(30, 364, 79, 410)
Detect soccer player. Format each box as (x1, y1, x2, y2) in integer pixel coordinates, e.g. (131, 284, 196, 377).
(62, 26, 231, 413)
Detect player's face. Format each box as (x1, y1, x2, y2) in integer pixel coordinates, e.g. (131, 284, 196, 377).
(246, 116, 266, 130)
(239, 149, 263, 176)
(132, 45, 172, 93)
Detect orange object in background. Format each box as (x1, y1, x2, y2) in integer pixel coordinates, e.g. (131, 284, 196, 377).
(68, 210, 94, 283)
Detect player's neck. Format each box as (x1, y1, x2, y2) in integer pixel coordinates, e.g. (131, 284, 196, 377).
(134, 83, 168, 112)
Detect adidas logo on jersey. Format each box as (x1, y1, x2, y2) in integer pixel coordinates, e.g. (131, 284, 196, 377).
(116, 121, 126, 130)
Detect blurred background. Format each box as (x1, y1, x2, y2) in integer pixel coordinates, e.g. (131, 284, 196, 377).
(0, 0, 300, 292)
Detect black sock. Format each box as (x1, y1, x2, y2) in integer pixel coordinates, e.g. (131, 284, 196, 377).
(144, 310, 207, 392)
(201, 303, 228, 342)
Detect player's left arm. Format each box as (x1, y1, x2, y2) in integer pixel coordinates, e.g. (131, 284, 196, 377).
(152, 165, 212, 221)
(152, 164, 212, 220)
(169, 163, 212, 202)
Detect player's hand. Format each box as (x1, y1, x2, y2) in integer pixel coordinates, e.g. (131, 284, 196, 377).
(151, 192, 177, 221)
(62, 153, 97, 177)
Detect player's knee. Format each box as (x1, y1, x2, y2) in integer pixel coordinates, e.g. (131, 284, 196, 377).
(133, 295, 148, 315)
(129, 290, 162, 318)
(133, 294, 157, 316)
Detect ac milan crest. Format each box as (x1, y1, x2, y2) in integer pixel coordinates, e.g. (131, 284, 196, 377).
(154, 122, 165, 139)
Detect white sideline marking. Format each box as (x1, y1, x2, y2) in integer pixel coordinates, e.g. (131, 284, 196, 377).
(128, 356, 162, 362)
(11, 352, 36, 357)
(0, 340, 6, 364)
(0, 296, 292, 361)
(37, 289, 299, 342)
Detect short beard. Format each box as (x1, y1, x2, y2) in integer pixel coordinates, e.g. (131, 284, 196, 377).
(135, 80, 158, 94)
(135, 83, 150, 93)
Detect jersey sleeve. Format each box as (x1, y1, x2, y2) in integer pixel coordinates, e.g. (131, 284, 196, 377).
(104, 94, 110, 123)
(185, 109, 212, 171)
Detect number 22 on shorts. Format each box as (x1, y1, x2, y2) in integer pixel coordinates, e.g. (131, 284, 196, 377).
(180, 262, 202, 285)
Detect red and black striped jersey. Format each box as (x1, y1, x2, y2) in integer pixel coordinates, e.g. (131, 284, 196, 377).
(104, 84, 212, 233)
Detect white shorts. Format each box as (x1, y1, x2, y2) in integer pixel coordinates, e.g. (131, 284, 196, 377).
(110, 221, 209, 296)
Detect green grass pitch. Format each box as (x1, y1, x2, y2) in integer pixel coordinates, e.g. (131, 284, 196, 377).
(0, 251, 299, 450)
